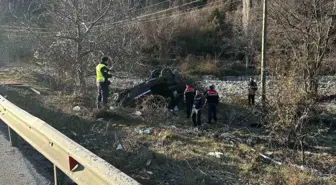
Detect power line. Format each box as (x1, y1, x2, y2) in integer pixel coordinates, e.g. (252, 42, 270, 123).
(102, 0, 201, 22)
(94, 0, 233, 30)
(135, 0, 171, 11)
(95, 0, 204, 28)
(1, 0, 237, 36)
(0, 0, 202, 33)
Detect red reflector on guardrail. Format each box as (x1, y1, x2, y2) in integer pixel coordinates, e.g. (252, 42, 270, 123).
(69, 156, 78, 171)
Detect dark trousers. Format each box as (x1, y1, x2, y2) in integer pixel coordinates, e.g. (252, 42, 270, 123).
(248, 94, 255, 105)
(208, 103, 217, 123)
(97, 82, 109, 106)
(191, 108, 202, 127)
(186, 101, 193, 118)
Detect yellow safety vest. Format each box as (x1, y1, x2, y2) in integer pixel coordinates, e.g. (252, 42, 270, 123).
(96, 63, 111, 83)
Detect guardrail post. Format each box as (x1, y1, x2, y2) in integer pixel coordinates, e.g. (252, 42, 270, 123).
(7, 126, 18, 147)
(54, 164, 67, 185)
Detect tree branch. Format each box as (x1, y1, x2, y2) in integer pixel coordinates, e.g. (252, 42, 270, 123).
(85, 0, 112, 35)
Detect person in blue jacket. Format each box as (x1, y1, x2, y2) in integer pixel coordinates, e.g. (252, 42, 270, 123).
(191, 90, 205, 127)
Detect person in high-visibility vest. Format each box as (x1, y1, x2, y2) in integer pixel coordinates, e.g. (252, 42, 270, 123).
(96, 57, 112, 109)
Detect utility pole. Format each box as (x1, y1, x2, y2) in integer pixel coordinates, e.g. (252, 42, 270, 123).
(260, 0, 267, 108)
(243, 0, 251, 75)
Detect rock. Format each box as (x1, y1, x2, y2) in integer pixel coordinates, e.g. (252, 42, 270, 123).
(73, 106, 81, 111)
(96, 118, 104, 121)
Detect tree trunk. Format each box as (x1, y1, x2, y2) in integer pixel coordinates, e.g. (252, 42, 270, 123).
(308, 75, 318, 99)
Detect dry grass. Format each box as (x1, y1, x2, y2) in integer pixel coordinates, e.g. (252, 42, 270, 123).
(179, 60, 218, 75)
(1, 68, 335, 185)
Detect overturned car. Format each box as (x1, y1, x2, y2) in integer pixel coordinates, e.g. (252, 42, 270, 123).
(115, 68, 185, 106)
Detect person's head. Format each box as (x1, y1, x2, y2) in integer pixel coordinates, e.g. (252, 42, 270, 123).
(210, 85, 215, 90)
(101, 56, 110, 65)
(196, 90, 201, 95)
(249, 77, 254, 82)
(186, 83, 191, 87)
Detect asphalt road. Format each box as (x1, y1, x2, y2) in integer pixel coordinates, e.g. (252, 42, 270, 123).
(0, 122, 52, 185)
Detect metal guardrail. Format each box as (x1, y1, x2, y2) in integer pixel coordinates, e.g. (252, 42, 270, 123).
(0, 96, 140, 185)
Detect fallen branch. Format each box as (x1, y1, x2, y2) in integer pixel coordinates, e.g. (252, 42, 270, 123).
(1, 82, 41, 95)
(231, 137, 335, 178)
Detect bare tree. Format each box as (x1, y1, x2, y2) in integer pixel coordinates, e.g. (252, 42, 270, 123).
(9, 0, 146, 94)
(269, 0, 336, 98)
(38, 0, 113, 94)
(264, 0, 336, 163)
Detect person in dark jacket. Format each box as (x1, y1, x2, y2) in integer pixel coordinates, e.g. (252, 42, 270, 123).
(96, 57, 112, 109)
(184, 83, 195, 118)
(205, 85, 219, 124)
(191, 90, 205, 127)
(248, 77, 258, 106)
(168, 90, 178, 116)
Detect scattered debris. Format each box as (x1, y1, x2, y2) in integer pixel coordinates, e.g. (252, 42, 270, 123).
(116, 143, 123, 150)
(259, 153, 282, 165)
(146, 171, 153, 175)
(135, 129, 152, 135)
(217, 132, 336, 178)
(208, 152, 223, 159)
(70, 131, 78, 136)
(219, 133, 242, 143)
(133, 111, 142, 116)
(146, 159, 152, 166)
(109, 106, 115, 110)
(73, 106, 81, 111)
(30, 87, 41, 95)
(1, 82, 41, 94)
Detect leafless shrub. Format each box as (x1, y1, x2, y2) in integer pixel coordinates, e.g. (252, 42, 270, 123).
(135, 95, 169, 124)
